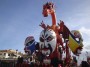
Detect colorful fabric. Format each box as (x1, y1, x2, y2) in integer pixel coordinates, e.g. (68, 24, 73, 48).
(69, 34, 80, 53)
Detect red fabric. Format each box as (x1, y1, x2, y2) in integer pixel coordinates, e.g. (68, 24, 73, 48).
(58, 64, 62, 67)
(49, 45, 60, 59)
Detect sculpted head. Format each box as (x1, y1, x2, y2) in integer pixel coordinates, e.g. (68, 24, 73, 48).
(39, 29, 57, 56)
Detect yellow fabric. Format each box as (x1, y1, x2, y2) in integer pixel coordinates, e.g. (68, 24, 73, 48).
(68, 34, 79, 52)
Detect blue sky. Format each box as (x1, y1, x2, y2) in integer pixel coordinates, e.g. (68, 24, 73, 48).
(0, 0, 90, 60)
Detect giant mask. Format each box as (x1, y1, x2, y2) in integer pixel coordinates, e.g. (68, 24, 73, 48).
(69, 30, 83, 55)
(71, 30, 83, 44)
(24, 36, 36, 55)
(39, 29, 57, 56)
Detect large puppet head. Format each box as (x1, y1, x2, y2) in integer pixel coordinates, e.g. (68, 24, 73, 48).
(39, 29, 57, 56)
(24, 36, 36, 55)
(71, 30, 83, 47)
(69, 30, 83, 55)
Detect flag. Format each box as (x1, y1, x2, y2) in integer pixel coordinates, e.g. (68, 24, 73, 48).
(62, 25, 70, 40)
(61, 24, 83, 55)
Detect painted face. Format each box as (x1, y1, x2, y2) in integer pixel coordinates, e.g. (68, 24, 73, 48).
(71, 30, 83, 44)
(24, 36, 36, 54)
(39, 29, 57, 55)
(71, 30, 83, 55)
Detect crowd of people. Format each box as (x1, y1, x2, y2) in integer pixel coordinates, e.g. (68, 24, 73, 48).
(15, 55, 90, 67)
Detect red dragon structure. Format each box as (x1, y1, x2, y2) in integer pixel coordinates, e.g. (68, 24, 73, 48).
(39, 2, 83, 67)
(24, 2, 83, 67)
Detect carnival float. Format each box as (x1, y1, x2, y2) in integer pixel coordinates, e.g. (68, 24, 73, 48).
(24, 2, 83, 67)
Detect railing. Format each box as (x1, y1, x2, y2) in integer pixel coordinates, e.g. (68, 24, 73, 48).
(0, 60, 62, 67)
(0, 61, 16, 67)
(0, 61, 52, 67)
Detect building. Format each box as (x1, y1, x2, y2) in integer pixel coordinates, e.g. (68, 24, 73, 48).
(0, 49, 23, 60)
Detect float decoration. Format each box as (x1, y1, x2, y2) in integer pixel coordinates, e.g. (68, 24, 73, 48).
(39, 2, 83, 65)
(39, 2, 64, 60)
(24, 36, 37, 55)
(24, 2, 84, 67)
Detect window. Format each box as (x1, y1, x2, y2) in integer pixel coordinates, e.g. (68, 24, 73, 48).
(8, 54, 10, 56)
(0, 53, 2, 55)
(4, 53, 6, 55)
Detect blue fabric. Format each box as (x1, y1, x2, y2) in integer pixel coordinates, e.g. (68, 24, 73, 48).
(27, 41, 36, 54)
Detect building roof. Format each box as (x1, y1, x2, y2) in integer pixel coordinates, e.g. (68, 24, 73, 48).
(0, 49, 23, 55)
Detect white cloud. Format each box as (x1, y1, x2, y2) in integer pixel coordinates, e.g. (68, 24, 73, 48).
(79, 27, 90, 36)
(79, 27, 90, 42)
(64, 1, 90, 29)
(79, 27, 90, 51)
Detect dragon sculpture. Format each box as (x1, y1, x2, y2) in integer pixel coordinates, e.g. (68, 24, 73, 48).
(39, 2, 83, 66)
(39, 2, 64, 59)
(24, 2, 83, 67)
